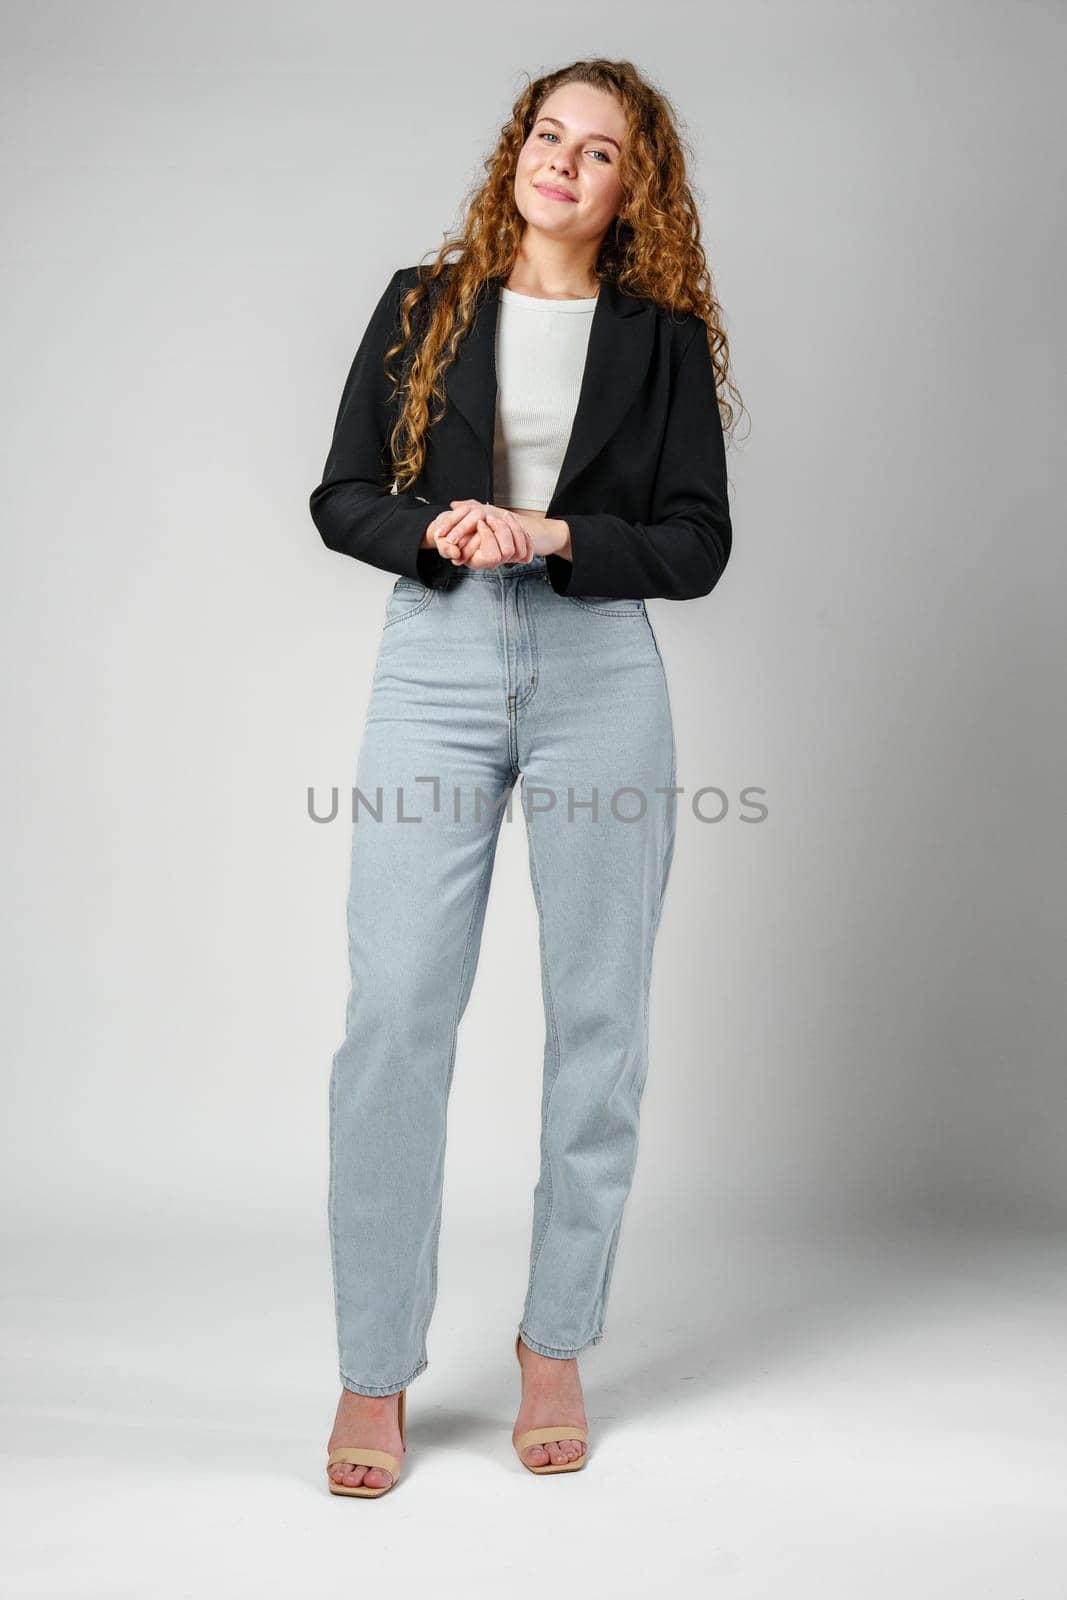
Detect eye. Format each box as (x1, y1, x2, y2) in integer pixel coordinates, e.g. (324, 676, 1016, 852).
(537, 131, 611, 162)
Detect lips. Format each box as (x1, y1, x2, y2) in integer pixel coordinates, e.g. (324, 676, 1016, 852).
(534, 182, 577, 203)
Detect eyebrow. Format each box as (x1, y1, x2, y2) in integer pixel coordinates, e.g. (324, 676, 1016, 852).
(535, 115, 621, 152)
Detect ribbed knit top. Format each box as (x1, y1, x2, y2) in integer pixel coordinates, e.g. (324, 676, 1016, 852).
(492, 286, 599, 512)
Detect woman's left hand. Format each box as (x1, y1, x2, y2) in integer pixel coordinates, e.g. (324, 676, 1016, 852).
(442, 502, 567, 568)
(442, 502, 531, 569)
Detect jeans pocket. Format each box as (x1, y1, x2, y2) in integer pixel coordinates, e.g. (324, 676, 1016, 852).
(563, 595, 646, 618)
(383, 577, 435, 628)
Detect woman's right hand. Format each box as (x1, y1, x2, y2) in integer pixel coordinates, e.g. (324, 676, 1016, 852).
(425, 502, 534, 569)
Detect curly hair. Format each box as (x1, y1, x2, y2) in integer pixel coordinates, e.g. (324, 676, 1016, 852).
(383, 57, 744, 494)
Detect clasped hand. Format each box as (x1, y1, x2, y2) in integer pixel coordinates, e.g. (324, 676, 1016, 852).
(428, 501, 565, 570)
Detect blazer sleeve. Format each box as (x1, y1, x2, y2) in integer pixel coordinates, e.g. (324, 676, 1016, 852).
(544, 323, 733, 601)
(308, 267, 455, 587)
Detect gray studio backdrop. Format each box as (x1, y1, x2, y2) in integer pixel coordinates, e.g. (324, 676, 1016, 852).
(4, 6, 1066, 1594)
(3, 4, 1064, 1254)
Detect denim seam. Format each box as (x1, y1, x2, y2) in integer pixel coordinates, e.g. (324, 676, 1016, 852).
(594, 670, 676, 1337)
(595, 1215, 625, 1336)
(383, 588, 435, 628)
(328, 1047, 339, 1372)
(518, 1328, 605, 1360)
(497, 585, 522, 777)
(512, 579, 541, 711)
(328, 835, 359, 1373)
(424, 797, 507, 1333)
(565, 596, 646, 617)
(499, 576, 513, 706)
(592, 847, 662, 1336)
(523, 812, 562, 1292)
(642, 607, 665, 667)
(340, 1356, 427, 1397)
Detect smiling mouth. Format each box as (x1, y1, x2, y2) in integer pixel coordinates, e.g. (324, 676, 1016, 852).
(534, 183, 577, 203)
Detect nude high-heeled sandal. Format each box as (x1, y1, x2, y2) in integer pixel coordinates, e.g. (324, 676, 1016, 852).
(513, 1333, 589, 1474)
(326, 1387, 406, 1497)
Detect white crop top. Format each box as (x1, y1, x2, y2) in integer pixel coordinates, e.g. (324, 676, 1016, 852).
(492, 286, 598, 512)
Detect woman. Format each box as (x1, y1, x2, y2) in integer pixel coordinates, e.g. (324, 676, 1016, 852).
(311, 58, 739, 1496)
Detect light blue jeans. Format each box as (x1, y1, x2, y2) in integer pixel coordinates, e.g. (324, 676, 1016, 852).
(328, 552, 677, 1394)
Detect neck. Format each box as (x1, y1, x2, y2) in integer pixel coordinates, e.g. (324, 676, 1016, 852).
(504, 238, 602, 300)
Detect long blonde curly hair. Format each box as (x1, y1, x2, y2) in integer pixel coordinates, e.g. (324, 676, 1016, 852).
(384, 57, 744, 494)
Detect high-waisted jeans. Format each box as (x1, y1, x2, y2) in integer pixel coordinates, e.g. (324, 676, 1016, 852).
(328, 551, 677, 1394)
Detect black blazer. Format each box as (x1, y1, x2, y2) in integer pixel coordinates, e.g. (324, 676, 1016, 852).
(309, 264, 733, 601)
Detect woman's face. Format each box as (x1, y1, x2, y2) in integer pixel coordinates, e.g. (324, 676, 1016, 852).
(513, 84, 628, 248)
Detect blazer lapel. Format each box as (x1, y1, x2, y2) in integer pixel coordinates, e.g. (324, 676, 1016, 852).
(443, 272, 654, 514)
